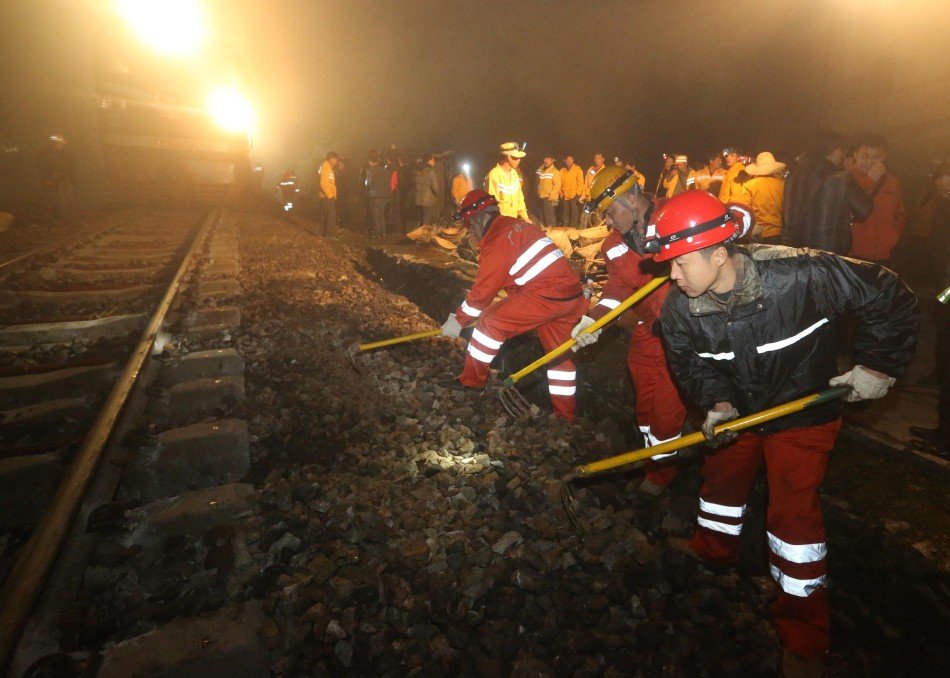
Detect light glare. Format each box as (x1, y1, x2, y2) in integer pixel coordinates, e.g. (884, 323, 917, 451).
(116, 0, 206, 57)
(207, 85, 255, 135)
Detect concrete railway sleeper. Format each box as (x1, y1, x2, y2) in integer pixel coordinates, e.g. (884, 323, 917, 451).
(0, 210, 251, 672)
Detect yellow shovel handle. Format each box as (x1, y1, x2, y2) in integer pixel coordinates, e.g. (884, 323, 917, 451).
(358, 328, 444, 351)
(573, 387, 849, 478)
(503, 276, 669, 387)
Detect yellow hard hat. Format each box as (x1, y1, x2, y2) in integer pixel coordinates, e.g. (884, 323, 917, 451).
(585, 166, 642, 214)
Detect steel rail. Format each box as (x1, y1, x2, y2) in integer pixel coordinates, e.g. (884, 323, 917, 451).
(0, 210, 219, 669)
(0, 220, 125, 274)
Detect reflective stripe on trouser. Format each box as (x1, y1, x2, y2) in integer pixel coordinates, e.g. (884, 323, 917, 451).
(459, 290, 587, 420)
(628, 333, 686, 488)
(689, 418, 842, 660)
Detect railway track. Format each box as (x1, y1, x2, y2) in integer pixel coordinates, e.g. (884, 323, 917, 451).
(0, 210, 249, 675)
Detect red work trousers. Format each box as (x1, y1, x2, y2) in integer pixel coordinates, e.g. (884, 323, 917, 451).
(460, 291, 587, 420)
(689, 418, 841, 660)
(628, 331, 686, 487)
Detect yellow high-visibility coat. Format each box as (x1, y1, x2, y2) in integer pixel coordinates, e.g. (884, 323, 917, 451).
(486, 164, 527, 219)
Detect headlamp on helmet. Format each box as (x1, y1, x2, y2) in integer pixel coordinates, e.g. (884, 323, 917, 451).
(585, 167, 642, 215)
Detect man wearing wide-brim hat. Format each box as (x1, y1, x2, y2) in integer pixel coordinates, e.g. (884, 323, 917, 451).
(740, 151, 787, 244)
(486, 141, 530, 221)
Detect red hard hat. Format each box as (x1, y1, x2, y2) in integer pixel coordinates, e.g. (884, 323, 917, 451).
(648, 191, 752, 262)
(455, 189, 498, 222)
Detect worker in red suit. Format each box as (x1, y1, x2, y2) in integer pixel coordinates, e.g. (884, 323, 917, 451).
(441, 190, 587, 419)
(573, 166, 708, 494)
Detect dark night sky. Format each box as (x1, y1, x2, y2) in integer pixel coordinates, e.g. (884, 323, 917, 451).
(240, 0, 829, 175)
(1, 0, 948, 193)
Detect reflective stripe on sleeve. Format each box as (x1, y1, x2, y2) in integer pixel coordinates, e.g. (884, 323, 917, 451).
(509, 237, 555, 275)
(466, 343, 495, 364)
(514, 249, 564, 285)
(605, 243, 629, 260)
(696, 350, 735, 360)
(596, 298, 621, 310)
(699, 499, 746, 518)
(460, 300, 482, 317)
(769, 565, 827, 597)
(767, 532, 827, 564)
(549, 384, 577, 396)
(756, 318, 829, 354)
(471, 328, 502, 350)
(697, 516, 742, 536)
(547, 369, 576, 380)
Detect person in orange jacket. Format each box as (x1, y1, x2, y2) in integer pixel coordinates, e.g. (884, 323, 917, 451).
(848, 132, 906, 265)
(571, 166, 689, 495)
(441, 190, 586, 420)
(718, 146, 746, 203)
(740, 151, 786, 244)
(318, 151, 340, 236)
(559, 154, 584, 227)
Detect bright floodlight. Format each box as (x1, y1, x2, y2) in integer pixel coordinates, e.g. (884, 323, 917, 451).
(116, 0, 206, 57)
(207, 85, 255, 134)
(462, 163, 471, 174)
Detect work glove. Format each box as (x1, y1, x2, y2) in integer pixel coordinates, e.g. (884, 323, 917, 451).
(441, 313, 462, 339)
(702, 404, 740, 448)
(570, 315, 601, 351)
(829, 364, 896, 402)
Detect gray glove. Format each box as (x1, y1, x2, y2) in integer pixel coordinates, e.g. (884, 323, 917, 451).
(702, 405, 740, 448)
(441, 313, 462, 338)
(829, 365, 896, 402)
(570, 315, 601, 351)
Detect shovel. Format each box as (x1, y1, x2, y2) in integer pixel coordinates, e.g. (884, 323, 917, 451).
(498, 277, 670, 418)
(346, 328, 445, 372)
(560, 386, 850, 531)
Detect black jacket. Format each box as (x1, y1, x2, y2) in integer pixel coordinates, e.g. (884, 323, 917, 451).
(783, 154, 873, 254)
(661, 245, 919, 433)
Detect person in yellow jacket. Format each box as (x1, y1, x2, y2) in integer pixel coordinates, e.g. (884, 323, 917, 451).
(535, 154, 562, 226)
(451, 164, 473, 205)
(559, 154, 584, 227)
(718, 146, 746, 203)
(739, 151, 786, 243)
(662, 154, 691, 197)
(622, 161, 647, 190)
(486, 141, 529, 221)
(318, 151, 340, 236)
(582, 152, 606, 203)
(693, 152, 727, 194)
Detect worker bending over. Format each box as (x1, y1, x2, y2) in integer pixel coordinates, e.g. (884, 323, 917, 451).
(572, 166, 695, 495)
(441, 190, 586, 419)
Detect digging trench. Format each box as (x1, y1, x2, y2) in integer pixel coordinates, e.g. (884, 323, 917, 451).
(360, 241, 950, 673)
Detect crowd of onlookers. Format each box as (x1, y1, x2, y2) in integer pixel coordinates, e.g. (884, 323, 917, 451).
(290, 132, 948, 456)
(298, 132, 947, 292)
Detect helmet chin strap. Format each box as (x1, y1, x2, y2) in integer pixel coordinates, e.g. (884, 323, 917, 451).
(616, 197, 654, 255)
(470, 211, 498, 241)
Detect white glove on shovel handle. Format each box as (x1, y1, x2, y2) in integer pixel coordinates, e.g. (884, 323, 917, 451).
(570, 315, 601, 351)
(829, 365, 896, 402)
(702, 405, 740, 448)
(441, 313, 462, 339)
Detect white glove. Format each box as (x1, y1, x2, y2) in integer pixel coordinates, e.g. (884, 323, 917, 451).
(441, 313, 462, 339)
(829, 365, 896, 402)
(702, 404, 740, 448)
(570, 315, 601, 351)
